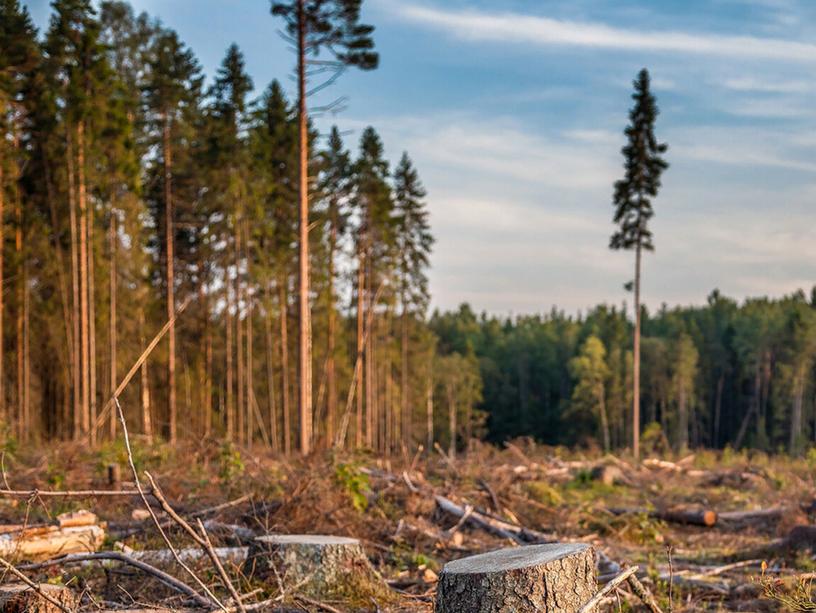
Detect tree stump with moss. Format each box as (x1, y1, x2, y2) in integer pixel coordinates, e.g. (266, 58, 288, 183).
(435, 543, 596, 613)
(245, 534, 393, 607)
(0, 584, 77, 613)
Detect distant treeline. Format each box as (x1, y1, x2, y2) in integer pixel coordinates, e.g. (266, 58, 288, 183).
(432, 289, 816, 455)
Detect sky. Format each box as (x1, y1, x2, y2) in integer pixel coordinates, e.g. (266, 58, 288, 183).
(23, 0, 816, 315)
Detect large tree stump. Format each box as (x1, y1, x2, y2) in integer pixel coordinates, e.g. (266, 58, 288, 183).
(0, 584, 77, 613)
(435, 543, 596, 613)
(245, 535, 393, 607)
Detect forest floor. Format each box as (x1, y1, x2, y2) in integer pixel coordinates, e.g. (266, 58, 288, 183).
(0, 437, 814, 612)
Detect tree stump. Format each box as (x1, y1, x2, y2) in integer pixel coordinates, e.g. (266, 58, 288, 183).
(0, 584, 77, 613)
(435, 543, 596, 613)
(245, 534, 393, 607)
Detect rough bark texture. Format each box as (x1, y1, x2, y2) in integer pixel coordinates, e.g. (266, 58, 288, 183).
(0, 584, 77, 613)
(245, 535, 391, 606)
(435, 543, 596, 613)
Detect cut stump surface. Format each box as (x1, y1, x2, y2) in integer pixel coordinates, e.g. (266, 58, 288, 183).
(0, 584, 77, 613)
(435, 543, 596, 613)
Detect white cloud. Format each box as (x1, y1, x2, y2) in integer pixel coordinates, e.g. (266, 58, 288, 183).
(722, 76, 812, 93)
(391, 2, 816, 63)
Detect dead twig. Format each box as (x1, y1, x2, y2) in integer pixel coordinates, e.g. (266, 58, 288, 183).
(627, 573, 665, 613)
(116, 397, 224, 611)
(0, 488, 142, 498)
(145, 473, 246, 613)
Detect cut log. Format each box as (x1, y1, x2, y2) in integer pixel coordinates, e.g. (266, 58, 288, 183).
(434, 495, 556, 544)
(245, 535, 393, 607)
(435, 543, 596, 613)
(0, 524, 104, 559)
(0, 584, 77, 613)
(717, 507, 785, 527)
(608, 506, 717, 527)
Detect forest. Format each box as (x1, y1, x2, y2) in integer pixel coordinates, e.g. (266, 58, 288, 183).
(1, 0, 816, 459)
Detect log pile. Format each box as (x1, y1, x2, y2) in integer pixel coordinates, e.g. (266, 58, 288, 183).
(0, 511, 104, 560)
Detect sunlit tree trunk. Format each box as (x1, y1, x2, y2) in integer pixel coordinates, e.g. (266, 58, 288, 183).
(235, 233, 244, 444)
(66, 128, 81, 440)
(426, 378, 433, 452)
(15, 144, 23, 440)
(88, 198, 97, 444)
(225, 270, 234, 440)
(355, 252, 364, 449)
(279, 278, 291, 454)
(163, 114, 177, 444)
(77, 121, 90, 439)
(632, 240, 642, 459)
(265, 287, 278, 452)
(326, 215, 337, 446)
(295, 0, 313, 455)
(447, 383, 456, 460)
(138, 308, 152, 442)
(109, 214, 117, 440)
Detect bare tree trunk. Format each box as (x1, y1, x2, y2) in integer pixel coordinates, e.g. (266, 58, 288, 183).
(279, 279, 291, 455)
(77, 121, 90, 440)
(138, 308, 152, 442)
(326, 215, 337, 446)
(23, 264, 29, 438)
(597, 382, 610, 453)
(163, 115, 176, 444)
(226, 274, 234, 441)
(632, 241, 642, 459)
(66, 128, 81, 440)
(447, 383, 456, 460)
(365, 260, 374, 449)
(713, 373, 724, 448)
(0, 159, 4, 424)
(789, 368, 804, 454)
(265, 288, 278, 452)
(355, 252, 364, 449)
(401, 293, 410, 450)
(296, 0, 312, 455)
(678, 386, 688, 450)
(246, 297, 254, 447)
(200, 281, 212, 437)
(88, 198, 97, 445)
(109, 214, 117, 440)
(426, 378, 433, 452)
(14, 152, 23, 440)
(235, 234, 244, 445)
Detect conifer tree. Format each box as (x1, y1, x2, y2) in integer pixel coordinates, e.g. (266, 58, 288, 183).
(270, 0, 378, 455)
(569, 335, 611, 452)
(393, 153, 432, 447)
(610, 68, 668, 460)
(144, 27, 203, 443)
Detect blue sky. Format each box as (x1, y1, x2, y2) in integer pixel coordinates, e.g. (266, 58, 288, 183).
(25, 0, 816, 314)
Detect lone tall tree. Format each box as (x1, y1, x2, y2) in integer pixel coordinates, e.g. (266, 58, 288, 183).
(610, 68, 668, 460)
(270, 0, 378, 455)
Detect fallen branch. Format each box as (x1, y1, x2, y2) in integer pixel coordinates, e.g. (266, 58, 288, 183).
(608, 506, 717, 527)
(434, 495, 555, 544)
(17, 551, 213, 608)
(579, 565, 639, 613)
(0, 488, 141, 498)
(627, 573, 664, 613)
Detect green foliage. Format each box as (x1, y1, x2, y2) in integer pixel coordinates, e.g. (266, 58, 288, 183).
(641, 422, 669, 456)
(334, 462, 370, 512)
(525, 481, 563, 506)
(218, 442, 245, 484)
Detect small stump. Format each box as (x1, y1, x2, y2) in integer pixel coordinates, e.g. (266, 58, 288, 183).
(0, 584, 77, 613)
(435, 543, 596, 613)
(245, 534, 392, 607)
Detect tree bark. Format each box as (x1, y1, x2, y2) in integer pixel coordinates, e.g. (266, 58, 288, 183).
(296, 0, 312, 455)
(597, 382, 610, 453)
(0, 155, 4, 424)
(88, 193, 97, 444)
(77, 121, 90, 440)
(326, 210, 337, 446)
(265, 288, 278, 452)
(426, 378, 433, 452)
(235, 232, 244, 445)
(633, 240, 642, 460)
(138, 308, 152, 442)
(14, 151, 23, 439)
(66, 127, 81, 440)
(447, 383, 456, 460)
(434, 543, 596, 613)
(355, 250, 365, 449)
(401, 294, 410, 450)
(279, 279, 291, 455)
(163, 114, 176, 444)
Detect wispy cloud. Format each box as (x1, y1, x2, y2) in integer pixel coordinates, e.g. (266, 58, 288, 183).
(722, 76, 812, 93)
(392, 2, 816, 62)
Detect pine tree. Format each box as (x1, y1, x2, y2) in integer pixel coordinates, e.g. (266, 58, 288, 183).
(0, 0, 38, 434)
(393, 153, 432, 448)
(144, 27, 203, 443)
(610, 68, 668, 460)
(270, 0, 378, 455)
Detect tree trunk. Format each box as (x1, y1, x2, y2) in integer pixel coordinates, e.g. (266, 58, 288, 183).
(597, 382, 610, 453)
(713, 373, 724, 448)
(138, 308, 152, 442)
(235, 233, 244, 445)
(401, 295, 410, 450)
(326, 212, 337, 446)
(296, 0, 312, 455)
(789, 368, 804, 454)
(678, 385, 688, 450)
(0, 159, 4, 425)
(279, 279, 291, 455)
(88, 196, 97, 445)
(447, 383, 456, 460)
(632, 240, 642, 459)
(225, 272, 234, 441)
(109, 215, 117, 440)
(163, 115, 176, 444)
(14, 155, 23, 440)
(355, 251, 364, 449)
(365, 258, 374, 449)
(77, 121, 90, 439)
(66, 127, 81, 441)
(246, 297, 254, 446)
(434, 543, 596, 613)
(426, 378, 433, 452)
(265, 289, 278, 452)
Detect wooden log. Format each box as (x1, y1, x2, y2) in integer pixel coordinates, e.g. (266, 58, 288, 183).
(0, 584, 77, 613)
(435, 543, 596, 613)
(245, 535, 393, 606)
(608, 506, 717, 527)
(0, 524, 104, 559)
(434, 495, 556, 544)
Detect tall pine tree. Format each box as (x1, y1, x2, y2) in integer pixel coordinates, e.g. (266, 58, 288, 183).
(610, 68, 668, 460)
